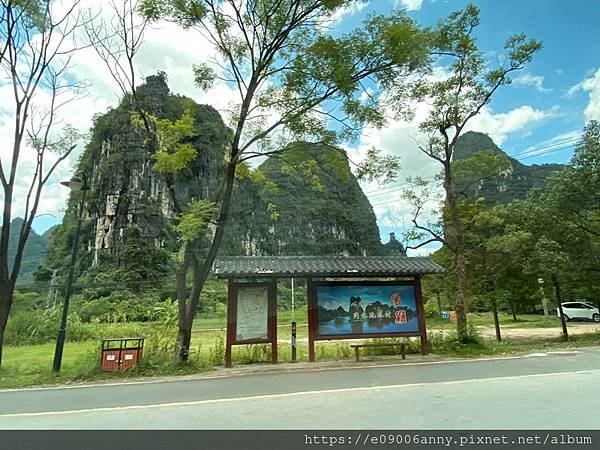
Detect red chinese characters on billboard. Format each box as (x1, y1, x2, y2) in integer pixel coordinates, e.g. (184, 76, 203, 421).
(394, 309, 408, 324)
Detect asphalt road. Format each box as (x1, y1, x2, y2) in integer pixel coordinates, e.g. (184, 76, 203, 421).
(1, 349, 600, 429)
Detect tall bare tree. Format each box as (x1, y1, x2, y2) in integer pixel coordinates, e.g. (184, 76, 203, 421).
(399, 3, 541, 340)
(0, 0, 88, 366)
(83, 0, 147, 100)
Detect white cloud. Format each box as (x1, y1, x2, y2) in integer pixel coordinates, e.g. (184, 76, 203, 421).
(516, 129, 581, 159)
(395, 0, 424, 11)
(513, 73, 552, 93)
(1, 0, 242, 226)
(573, 68, 600, 122)
(348, 72, 556, 251)
(465, 105, 557, 145)
(329, 1, 369, 26)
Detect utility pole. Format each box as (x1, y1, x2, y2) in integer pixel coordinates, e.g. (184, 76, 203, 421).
(53, 172, 88, 372)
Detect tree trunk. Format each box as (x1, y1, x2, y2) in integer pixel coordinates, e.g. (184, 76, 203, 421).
(0, 325, 4, 368)
(553, 275, 568, 341)
(174, 161, 238, 362)
(174, 242, 191, 361)
(176, 324, 192, 361)
(446, 188, 469, 341)
(454, 248, 469, 340)
(0, 280, 14, 368)
(492, 296, 502, 342)
(510, 300, 517, 321)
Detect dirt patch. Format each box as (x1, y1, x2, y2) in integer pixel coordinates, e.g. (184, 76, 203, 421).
(476, 322, 600, 339)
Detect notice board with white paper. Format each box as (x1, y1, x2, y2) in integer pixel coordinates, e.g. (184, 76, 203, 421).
(235, 285, 269, 341)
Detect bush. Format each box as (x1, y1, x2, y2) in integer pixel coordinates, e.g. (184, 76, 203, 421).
(74, 290, 159, 323)
(5, 309, 94, 346)
(428, 323, 485, 355)
(12, 291, 45, 313)
(424, 298, 440, 318)
(77, 299, 117, 323)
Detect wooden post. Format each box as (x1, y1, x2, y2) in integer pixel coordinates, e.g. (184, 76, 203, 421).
(225, 278, 235, 367)
(307, 278, 316, 362)
(269, 277, 278, 364)
(415, 276, 429, 355)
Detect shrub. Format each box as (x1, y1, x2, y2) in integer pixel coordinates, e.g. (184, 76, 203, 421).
(428, 323, 485, 355)
(424, 298, 440, 318)
(5, 309, 94, 346)
(11, 290, 45, 313)
(236, 344, 272, 364)
(74, 290, 159, 323)
(77, 299, 117, 323)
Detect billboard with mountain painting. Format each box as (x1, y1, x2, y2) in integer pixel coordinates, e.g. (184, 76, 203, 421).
(315, 282, 420, 338)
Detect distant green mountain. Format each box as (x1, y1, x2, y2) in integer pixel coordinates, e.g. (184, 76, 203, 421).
(454, 131, 567, 205)
(7, 218, 49, 285)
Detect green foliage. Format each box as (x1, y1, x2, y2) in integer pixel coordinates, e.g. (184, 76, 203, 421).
(11, 290, 44, 313)
(424, 298, 440, 319)
(74, 290, 162, 323)
(427, 122, 600, 318)
(42, 75, 231, 298)
(430, 322, 483, 350)
(148, 107, 199, 174)
(140, 0, 431, 150)
(176, 199, 218, 242)
(192, 63, 216, 91)
(453, 150, 511, 193)
(5, 309, 93, 346)
(356, 147, 401, 184)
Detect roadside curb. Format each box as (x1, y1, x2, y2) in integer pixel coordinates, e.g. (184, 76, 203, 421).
(2, 345, 599, 393)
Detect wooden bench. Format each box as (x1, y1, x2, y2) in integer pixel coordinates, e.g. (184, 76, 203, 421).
(350, 343, 406, 362)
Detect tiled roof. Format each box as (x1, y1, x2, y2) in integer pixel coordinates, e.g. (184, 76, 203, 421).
(213, 256, 445, 278)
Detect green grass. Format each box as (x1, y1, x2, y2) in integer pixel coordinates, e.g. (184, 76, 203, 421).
(0, 311, 596, 390)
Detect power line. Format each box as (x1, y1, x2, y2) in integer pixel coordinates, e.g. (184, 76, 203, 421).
(508, 137, 579, 159)
(365, 143, 576, 207)
(364, 138, 578, 200)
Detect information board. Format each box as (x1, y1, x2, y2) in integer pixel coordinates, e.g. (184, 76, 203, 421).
(314, 281, 421, 339)
(235, 285, 269, 341)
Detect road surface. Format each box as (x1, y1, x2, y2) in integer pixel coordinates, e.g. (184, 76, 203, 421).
(1, 349, 600, 429)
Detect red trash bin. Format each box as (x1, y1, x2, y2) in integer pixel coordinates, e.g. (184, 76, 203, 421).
(101, 338, 144, 372)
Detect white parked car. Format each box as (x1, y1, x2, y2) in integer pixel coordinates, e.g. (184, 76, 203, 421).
(557, 302, 600, 322)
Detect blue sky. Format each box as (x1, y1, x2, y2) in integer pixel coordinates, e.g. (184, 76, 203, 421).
(337, 0, 600, 250)
(20, 1, 600, 250)
(395, 0, 599, 165)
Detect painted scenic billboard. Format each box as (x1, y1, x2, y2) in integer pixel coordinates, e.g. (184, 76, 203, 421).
(316, 283, 420, 337)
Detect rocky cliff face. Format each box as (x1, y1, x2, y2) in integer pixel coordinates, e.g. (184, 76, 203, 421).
(454, 131, 567, 205)
(44, 74, 231, 275)
(43, 77, 386, 285)
(222, 143, 385, 256)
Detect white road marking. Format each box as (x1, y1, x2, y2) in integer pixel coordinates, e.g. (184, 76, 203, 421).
(2, 369, 599, 419)
(0, 352, 556, 394)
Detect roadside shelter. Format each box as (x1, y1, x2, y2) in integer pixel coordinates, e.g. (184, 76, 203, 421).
(213, 256, 445, 367)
